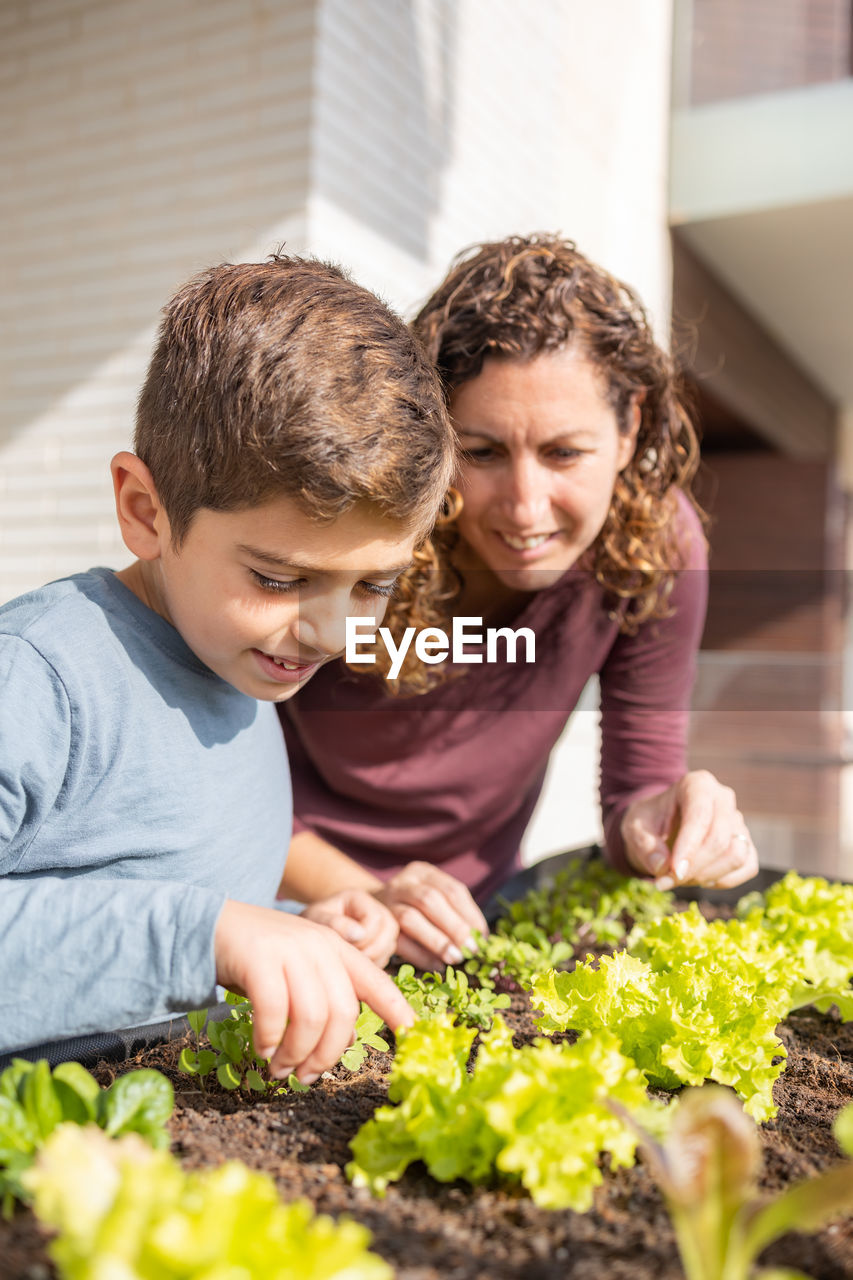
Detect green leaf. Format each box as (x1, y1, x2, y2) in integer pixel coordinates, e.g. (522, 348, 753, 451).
(245, 1069, 267, 1093)
(216, 1062, 242, 1090)
(21, 1060, 63, 1142)
(743, 1161, 853, 1261)
(186, 1009, 207, 1036)
(178, 1048, 199, 1076)
(195, 1050, 217, 1078)
(97, 1070, 174, 1146)
(25, 1126, 393, 1278)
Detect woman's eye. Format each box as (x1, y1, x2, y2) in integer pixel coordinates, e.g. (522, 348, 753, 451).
(463, 446, 498, 463)
(548, 448, 581, 463)
(250, 570, 302, 593)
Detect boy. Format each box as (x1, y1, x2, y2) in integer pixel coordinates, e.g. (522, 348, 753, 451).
(0, 254, 455, 1082)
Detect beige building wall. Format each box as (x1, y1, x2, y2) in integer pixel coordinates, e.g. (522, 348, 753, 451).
(1, 0, 674, 860)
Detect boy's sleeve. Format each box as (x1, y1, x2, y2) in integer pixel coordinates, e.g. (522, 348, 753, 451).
(0, 636, 223, 1053)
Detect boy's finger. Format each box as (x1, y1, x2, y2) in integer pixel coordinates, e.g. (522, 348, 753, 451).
(343, 944, 415, 1032)
(243, 969, 291, 1063)
(291, 978, 360, 1084)
(271, 965, 329, 1078)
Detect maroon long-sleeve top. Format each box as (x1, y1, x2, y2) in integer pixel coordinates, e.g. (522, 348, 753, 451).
(280, 495, 707, 902)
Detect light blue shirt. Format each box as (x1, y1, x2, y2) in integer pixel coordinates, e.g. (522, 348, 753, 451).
(0, 569, 291, 1053)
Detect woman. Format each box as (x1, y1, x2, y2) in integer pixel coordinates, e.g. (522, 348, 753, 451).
(278, 235, 758, 969)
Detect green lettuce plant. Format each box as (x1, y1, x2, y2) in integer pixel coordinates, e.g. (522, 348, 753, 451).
(736, 871, 853, 1017)
(24, 1123, 391, 1280)
(393, 963, 510, 1029)
(530, 949, 788, 1121)
(347, 1014, 663, 1210)
(0, 1058, 173, 1214)
(618, 1085, 853, 1280)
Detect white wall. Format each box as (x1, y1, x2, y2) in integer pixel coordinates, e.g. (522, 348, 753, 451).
(1, 0, 674, 860)
(0, 0, 314, 602)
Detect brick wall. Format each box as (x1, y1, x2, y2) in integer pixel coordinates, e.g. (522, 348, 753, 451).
(689, 0, 852, 104)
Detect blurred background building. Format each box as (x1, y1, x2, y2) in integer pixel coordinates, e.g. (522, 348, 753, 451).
(1, 0, 851, 876)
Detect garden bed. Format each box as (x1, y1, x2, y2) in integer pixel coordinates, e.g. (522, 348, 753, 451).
(3, 989, 853, 1278)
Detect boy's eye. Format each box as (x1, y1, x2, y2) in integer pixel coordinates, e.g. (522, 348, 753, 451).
(357, 580, 398, 600)
(250, 570, 302, 593)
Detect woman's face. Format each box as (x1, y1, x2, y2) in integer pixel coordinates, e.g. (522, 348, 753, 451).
(451, 347, 639, 593)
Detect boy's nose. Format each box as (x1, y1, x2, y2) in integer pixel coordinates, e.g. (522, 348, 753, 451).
(292, 595, 378, 660)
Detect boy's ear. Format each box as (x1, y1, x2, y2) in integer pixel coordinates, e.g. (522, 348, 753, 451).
(111, 452, 170, 561)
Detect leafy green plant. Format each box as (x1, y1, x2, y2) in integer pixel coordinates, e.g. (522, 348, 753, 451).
(179, 993, 388, 1091)
(393, 963, 510, 1029)
(24, 1123, 392, 1280)
(496, 855, 674, 948)
(179, 993, 272, 1093)
(617, 1085, 853, 1280)
(463, 923, 573, 989)
(0, 1059, 172, 1214)
(347, 1014, 663, 1210)
(736, 871, 853, 1017)
(530, 949, 789, 1121)
(340, 1005, 390, 1071)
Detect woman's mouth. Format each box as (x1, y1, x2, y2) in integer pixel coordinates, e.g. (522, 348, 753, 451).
(497, 531, 556, 552)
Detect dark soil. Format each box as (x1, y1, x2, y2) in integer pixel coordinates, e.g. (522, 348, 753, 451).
(4, 962, 853, 1278)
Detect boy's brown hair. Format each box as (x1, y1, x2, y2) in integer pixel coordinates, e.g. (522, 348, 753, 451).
(135, 253, 454, 542)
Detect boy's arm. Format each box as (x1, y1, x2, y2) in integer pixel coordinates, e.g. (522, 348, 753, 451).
(0, 876, 224, 1052)
(283, 829, 488, 969)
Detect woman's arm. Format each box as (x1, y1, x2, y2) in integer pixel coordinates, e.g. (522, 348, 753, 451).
(599, 496, 757, 889)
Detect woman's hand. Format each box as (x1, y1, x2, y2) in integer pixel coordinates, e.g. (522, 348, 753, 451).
(301, 890, 400, 967)
(372, 861, 489, 970)
(621, 770, 759, 890)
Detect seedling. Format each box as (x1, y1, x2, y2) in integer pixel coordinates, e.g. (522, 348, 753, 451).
(393, 963, 510, 1029)
(178, 994, 389, 1092)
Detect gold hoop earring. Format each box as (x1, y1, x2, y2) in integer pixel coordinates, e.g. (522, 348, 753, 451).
(439, 486, 463, 523)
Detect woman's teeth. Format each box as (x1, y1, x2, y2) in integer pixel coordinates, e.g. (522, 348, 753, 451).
(501, 533, 551, 550)
(270, 655, 301, 669)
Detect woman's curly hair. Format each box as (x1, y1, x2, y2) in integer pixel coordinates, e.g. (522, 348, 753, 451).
(367, 234, 704, 693)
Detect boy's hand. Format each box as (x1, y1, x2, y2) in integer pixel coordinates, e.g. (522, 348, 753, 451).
(213, 900, 414, 1084)
(371, 861, 488, 970)
(301, 890, 399, 967)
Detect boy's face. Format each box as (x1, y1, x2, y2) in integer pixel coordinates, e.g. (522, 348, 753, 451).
(130, 494, 416, 701)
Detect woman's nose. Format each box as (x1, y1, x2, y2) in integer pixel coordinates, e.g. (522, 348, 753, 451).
(503, 458, 551, 526)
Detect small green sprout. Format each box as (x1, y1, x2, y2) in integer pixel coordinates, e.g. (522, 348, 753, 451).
(178, 993, 389, 1093)
(393, 964, 510, 1030)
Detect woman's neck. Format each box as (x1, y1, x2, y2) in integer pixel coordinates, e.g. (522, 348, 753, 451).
(451, 542, 533, 628)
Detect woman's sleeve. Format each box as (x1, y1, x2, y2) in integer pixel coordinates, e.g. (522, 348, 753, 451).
(598, 496, 709, 873)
